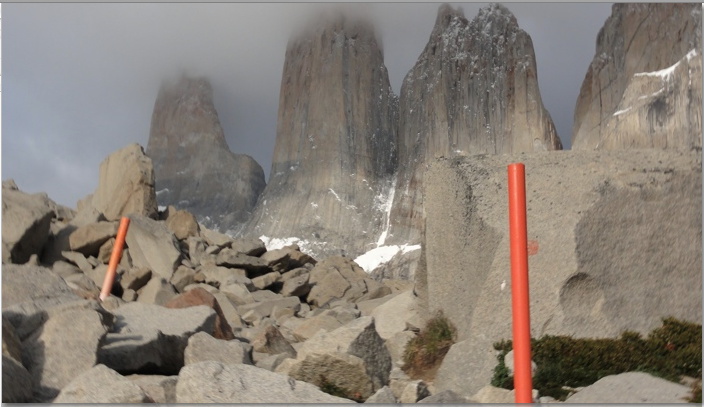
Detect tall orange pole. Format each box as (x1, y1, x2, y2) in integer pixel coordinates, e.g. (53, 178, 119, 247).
(99, 217, 130, 301)
(508, 163, 533, 403)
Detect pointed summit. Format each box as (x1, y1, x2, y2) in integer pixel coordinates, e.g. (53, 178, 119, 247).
(388, 3, 562, 245)
(147, 75, 266, 235)
(242, 8, 398, 258)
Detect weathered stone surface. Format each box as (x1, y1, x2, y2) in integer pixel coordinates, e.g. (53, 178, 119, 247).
(250, 324, 297, 357)
(400, 380, 430, 404)
(356, 292, 402, 316)
(307, 256, 371, 307)
(186, 236, 206, 267)
(564, 372, 692, 403)
(119, 266, 152, 292)
(97, 237, 116, 263)
(281, 273, 311, 297)
(54, 364, 151, 403)
(572, 3, 702, 151)
(183, 331, 252, 366)
(385, 331, 416, 368)
(2, 355, 33, 402)
(40, 221, 76, 265)
(61, 250, 93, 274)
(125, 213, 182, 279)
(423, 150, 702, 397)
(127, 374, 177, 404)
(216, 249, 270, 275)
(97, 302, 216, 375)
(221, 283, 256, 305)
(260, 248, 293, 273)
(595, 50, 702, 150)
(176, 361, 355, 403)
(1, 264, 83, 340)
(68, 221, 118, 257)
(504, 349, 537, 377)
(470, 385, 513, 404)
(251, 271, 281, 290)
(388, 3, 562, 246)
(295, 316, 392, 395)
(91, 143, 158, 221)
(2, 187, 54, 264)
(238, 296, 301, 319)
(200, 227, 234, 248)
(369, 247, 422, 282)
(165, 209, 200, 240)
(242, 6, 398, 260)
(365, 385, 397, 404)
(147, 75, 265, 235)
(211, 292, 245, 329)
(370, 289, 426, 340)
(292, 313, 343, 342)
(22, 307, 108, 402)
(418, 389, 471, 404)
(2, 315, 22, 362)
(255, 353, 291, 372)
(230, 237, 267, 257)
(165, 287, 235, 340)
(198, 263, 249, 288)
(63, 272, 102, 297)
(137, 276, 177, 306)
(287, 352, 375, 399)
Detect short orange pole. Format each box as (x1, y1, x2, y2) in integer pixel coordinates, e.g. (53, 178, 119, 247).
(508, 163, 533, 403)
(99, 217, 130, 302)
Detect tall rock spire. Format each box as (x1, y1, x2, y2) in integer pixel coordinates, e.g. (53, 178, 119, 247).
(388, 3, 562, 245)
(243, 7, 398, 258)
(571, 3, 702, 150)
(147, 75, 266, 235)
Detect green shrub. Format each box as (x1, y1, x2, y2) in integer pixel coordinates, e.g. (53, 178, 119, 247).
(318, 375, 364, 403)
(402, 310, 457, 379)
(491, 317, 702, 401)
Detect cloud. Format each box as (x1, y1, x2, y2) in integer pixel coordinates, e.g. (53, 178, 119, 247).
(2, 3, 613, 208)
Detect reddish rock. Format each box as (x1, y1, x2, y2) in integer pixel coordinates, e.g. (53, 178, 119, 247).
(164, 287, 235, 340)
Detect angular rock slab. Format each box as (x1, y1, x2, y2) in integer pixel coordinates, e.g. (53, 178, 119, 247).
(68, 220, 118, 257)
(2, 355, 33, 403)
(125, 213, 182, 279)
(165, 287, 235, 340)
(564, 372, 693, 403)
(22, 307, 109, 402)
(1, 187, 54, 264)
(424, 150, 702, 397)
(294, 316, 392, 397)
(54, 364, 151, 403)
(1, 264, 83, 340)
(127, 374, 178, 404)
(370, 289, 426, 340)
(183, 331, 253, 366)
(176, 361, 355, 403)
(90, 143, 158, 221)
(98, 302, 216, 375)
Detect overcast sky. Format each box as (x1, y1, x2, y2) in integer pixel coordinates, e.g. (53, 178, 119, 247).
(2, 3, 614, 208)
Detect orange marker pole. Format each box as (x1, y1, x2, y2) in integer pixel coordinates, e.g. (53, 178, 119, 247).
(99, 217, 130, 302)
(508, 163, 533, 403)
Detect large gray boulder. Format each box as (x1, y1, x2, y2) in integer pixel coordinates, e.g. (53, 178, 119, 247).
(2, 355, 33, 402)
(183, 331, 252, 366)
(370, 289, 426, 340)
(572, 3, 702, 151)
(1, 264, 83, 340)
(90, 143, 158, 221)
(126, 375, 178, 404)
(53, 364, 151, 403)
(22, 306, 109, 402)
(176, 361, 355, 403)
(2, 186, 54, 264)
(125, 213, 182, 279)
(564, 372, 693, 403)
(68, 221, 118, 257)
(422, 150, 702, 397)
(97, 302, 216, 375)
(288, 316, 392, 399)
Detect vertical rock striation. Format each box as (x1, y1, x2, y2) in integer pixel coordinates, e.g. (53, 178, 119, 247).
(147, 76, 266, 235)
(388, 3, 562, 245)
(243, 7, 398, 258)
(572, 3, 702, 150)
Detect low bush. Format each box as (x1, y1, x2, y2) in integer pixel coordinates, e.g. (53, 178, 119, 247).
(318, 375, 364, 403)
(402, 310, 457, 380)
(491, 317, 702, 401)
